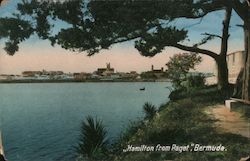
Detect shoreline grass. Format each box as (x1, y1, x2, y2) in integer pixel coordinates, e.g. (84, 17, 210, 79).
(76, 85, 250, 161)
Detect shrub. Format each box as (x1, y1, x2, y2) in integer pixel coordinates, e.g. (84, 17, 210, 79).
(143, 102, 157, 120)
(166, 53, 202, 89)
(76, 116, 109, 160)
(169, 85, 231, 105)
(184, 74, 206, 89)
(112, 120, 144, 154)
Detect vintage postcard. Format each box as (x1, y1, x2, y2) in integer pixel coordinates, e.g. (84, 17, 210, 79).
(0, 0, 249, 161)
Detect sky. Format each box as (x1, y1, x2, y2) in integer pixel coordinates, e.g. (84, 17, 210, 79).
(0, 0, 245, 74)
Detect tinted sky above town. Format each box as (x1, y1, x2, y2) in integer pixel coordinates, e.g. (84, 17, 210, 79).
(0, 0, 245, 74)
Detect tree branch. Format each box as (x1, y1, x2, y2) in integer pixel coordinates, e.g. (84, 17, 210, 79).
(183, 17, 204, 29)
(231, 0, 249, 20)
(202, 32, 222, 39)
(110, 21, 167, 46)
(174, 0, 225, 19)
(112, 36, 139, 44)
(172, 43, 219, 59)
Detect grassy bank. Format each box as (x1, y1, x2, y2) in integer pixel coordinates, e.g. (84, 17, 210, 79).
(77, 86, 250, 161)
(110, 86, 250, 161)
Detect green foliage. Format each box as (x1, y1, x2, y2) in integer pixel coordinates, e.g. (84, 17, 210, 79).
(0, 0, 223, 55)
(193, 33, 217, 47)
(182, 74, 206, 91)
(0, 18, 34, 55)
(233, 68, 250, 99)
(112, 120, 144, 154)
(76, 116, 109, 160)
(73, 86, 248, 161)
(166, 53, 202, 89)
(113, 98, 250, 161)
(135, 26, 188, 56)
(169, 84, 235, 105)
(143, 102, 157, 120)
(140, 72, 156, 79)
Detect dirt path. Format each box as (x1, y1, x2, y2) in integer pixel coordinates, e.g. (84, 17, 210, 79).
(206, 105, 250, 139)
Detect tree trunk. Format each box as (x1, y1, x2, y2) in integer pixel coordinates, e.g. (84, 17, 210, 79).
(174, 7, 231, 91)
(216, 56, 229, 90)
(242, 21, 250, 101)
(216, 6, 231, 91)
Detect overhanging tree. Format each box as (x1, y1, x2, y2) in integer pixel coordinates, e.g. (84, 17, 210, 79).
(0, 0, 235, 90)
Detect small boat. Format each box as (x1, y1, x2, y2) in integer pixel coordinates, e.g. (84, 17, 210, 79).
(140, 87, 145, 91)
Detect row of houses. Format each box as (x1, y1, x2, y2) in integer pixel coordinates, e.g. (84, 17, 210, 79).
(22, 70, 64, 77)
(141, 65, 166, 79)
(21, 70, 70, 80)
(73, 63, 141, 81)
(0, 71, 74, 81)
(73, 63, 168, 81)
(0, 63, 167, 81)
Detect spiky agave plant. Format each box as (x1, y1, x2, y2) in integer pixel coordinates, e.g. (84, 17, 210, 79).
(76, 116, 109, 160)
(143, 102, 157, 120)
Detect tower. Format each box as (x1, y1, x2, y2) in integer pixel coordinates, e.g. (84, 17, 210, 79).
(107, 63, 111, 70)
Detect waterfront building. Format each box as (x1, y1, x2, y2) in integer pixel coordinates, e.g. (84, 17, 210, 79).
(129, 71, 139, 78)
(151, 65, 166, 78)
(22, 71, 42, 77)
(35, 75, 50, 80)
(41, 70, 64, 76)
(96, 63, 115, 76)
(141, 65, 166, 79)
(73, 72, 91, 80)
(0, 74, 14, 80)
(61, 74, 74, 80)
(90, 73, 100, 79)
(21, 70, 65, 80)
(110, 73, 121, 79)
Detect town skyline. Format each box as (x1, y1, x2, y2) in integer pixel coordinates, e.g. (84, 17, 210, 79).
(0, 62, 169, 75)
(0, 62, 173, 82)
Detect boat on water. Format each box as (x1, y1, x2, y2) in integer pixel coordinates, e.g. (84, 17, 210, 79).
(140, 87, 145, 91)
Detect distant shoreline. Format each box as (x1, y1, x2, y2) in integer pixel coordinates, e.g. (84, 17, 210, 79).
(0, 79, 171, 84)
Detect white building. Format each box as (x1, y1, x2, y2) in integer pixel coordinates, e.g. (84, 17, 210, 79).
(227, 51, 245, 84)
(206, 51, 245, 85)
